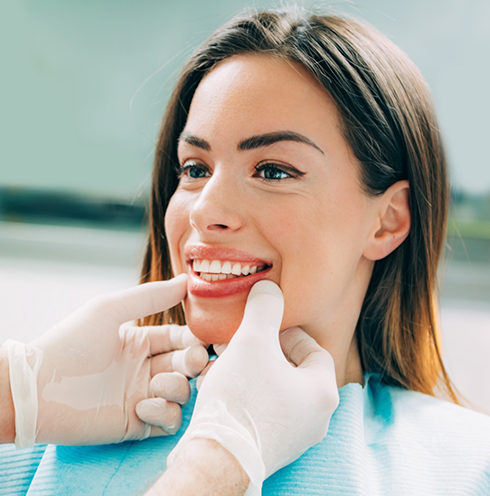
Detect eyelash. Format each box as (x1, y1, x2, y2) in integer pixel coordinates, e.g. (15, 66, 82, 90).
(175, 161, 303, 182)
(175, 162, 210, 179)
(253, 163, 296, 182)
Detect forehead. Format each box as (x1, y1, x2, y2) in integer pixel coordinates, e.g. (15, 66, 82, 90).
(184, 54, 341, 147)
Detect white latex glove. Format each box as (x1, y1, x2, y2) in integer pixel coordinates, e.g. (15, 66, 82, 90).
(4, 274, 209, 448)
(167, 281, 339, 496)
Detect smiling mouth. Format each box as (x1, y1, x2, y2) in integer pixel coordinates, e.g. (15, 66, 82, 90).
(191, 259, 270, 282)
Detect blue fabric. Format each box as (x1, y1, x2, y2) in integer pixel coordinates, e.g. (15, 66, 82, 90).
(0, 444, 46, 496)
(1, 375, 490, 495)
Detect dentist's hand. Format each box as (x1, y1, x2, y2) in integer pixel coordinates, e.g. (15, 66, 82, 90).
(164, 281, 339, 496)
(3, 274, 209, 448)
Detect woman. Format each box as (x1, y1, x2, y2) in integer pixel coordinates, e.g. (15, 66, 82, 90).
(141, 8, 452, 398)
(139, 7, 490, 494)
(2, 7, 490, 495)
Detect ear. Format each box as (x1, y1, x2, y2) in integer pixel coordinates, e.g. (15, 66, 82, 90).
(363, 180, 410, 261)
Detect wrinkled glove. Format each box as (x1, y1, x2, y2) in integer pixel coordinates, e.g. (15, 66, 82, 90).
(5, 274, 208, 448)
(167, 280, 339, 496)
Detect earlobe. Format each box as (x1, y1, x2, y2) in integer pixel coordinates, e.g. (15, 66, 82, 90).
(363, 180, 410, 261)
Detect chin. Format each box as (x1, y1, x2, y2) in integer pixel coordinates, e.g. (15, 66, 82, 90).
(183, 295, 246, 344)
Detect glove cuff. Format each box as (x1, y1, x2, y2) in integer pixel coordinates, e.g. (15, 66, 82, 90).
(4, 340, 43, 449)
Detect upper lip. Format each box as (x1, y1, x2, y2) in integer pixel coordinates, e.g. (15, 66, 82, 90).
(184, 244, 272, 267)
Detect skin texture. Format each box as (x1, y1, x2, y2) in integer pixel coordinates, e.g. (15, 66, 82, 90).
(165, 54, 410, 388)
(145, 438, 249, 496)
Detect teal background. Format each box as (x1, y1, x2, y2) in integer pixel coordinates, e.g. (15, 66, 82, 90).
(1, 0, 490, 199)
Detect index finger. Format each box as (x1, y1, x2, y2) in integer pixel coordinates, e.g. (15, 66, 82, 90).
(280, 326, 335, 373)
(100, 274, 188, 324)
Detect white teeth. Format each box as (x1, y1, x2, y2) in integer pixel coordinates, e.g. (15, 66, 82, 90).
(194, 258, 268, 281)
(209, 260, 221, 273)
(231, 262, 242, 275)
(221, 261, 232, 274)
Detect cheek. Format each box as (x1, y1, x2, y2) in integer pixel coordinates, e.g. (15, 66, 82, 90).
(267, 197, 368, 329)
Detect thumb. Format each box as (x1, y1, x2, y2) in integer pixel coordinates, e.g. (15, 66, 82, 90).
(229, 281, 284, 352)
(100, 274, 188, 324)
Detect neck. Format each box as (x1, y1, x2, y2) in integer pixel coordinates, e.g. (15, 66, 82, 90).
(303, 261, 372, 388)
(311, 324, 363, 388)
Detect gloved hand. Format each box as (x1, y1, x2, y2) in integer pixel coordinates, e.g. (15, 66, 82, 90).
(4, 274, 209, 448)
(167, 281, 339, 496)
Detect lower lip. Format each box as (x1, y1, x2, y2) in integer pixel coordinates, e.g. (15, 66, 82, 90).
(187, 266, 272, 298)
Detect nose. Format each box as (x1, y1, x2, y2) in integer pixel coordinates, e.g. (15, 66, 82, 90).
(189, 171, 244, 234)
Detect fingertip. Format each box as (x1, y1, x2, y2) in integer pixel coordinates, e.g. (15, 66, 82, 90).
(167, 273, 188, 301)
(135, 398, 152, 424)
(150, 372, 191, 405)
(213, 343, 228, 356)
(148, 425, 170, 438)
(136, 398, 182, 434)
(280, 326, 324, 367)
(120, 275, 188, 322)
(172, 273, 188, 286)
(184, 345, 209, 377)
(247, 280, 282, 300)
(302, 347, 337, 382)
(280, 326, 303, 338)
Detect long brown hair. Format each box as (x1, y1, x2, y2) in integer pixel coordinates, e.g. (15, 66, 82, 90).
(140, 8, 458, 401)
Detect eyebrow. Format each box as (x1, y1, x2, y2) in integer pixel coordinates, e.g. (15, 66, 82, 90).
(179, 130, 324, 155)
(239, 131, 324, 155)
(179, 132, 211, 151)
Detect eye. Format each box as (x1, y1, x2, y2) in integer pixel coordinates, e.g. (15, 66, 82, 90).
(253, 163, 301, 182)
(176, 161, 210, 179)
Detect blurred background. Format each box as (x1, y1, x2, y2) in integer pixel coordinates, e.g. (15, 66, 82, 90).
(1, 0, 489, 412)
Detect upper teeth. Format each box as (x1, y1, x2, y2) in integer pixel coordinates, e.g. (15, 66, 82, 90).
(193, 259, 261, 276)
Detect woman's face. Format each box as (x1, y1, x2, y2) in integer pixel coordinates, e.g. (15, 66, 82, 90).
(165, 54, 378, 346)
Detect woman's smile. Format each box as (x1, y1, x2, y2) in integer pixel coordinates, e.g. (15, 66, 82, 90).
(185, 244, 273, 298)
